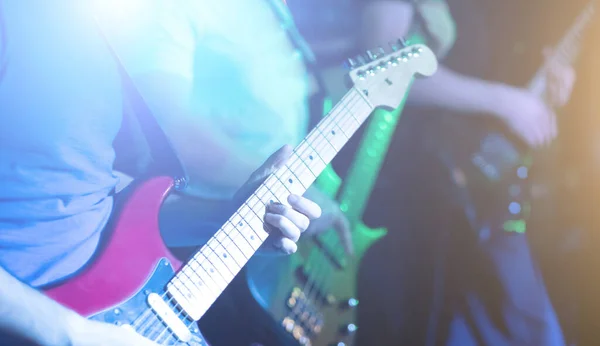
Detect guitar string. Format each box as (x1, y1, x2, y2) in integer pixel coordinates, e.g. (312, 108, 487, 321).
(278, 87, 373, 333)
(152, 86, 366, 343)
(299, 8, 594, 331)
(127, 112, 343, 343)
(296, 8, 593, 334)
(122, 50, 401, 342)
(293, 94, 366, 331)
(303, 101, 377, 325)
(295, 67, 404, 333)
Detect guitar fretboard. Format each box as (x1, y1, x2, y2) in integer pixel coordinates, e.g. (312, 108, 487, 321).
(529, 1, 596, 95)
(167, 87, 374, 320)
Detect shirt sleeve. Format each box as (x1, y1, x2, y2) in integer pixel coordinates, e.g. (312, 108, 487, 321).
(94, 0, 203, 80)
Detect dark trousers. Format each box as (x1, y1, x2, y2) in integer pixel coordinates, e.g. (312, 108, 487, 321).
(354, 118, 567, 345)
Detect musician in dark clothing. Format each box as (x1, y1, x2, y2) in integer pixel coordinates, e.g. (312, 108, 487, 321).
(347, 0, 579, 345)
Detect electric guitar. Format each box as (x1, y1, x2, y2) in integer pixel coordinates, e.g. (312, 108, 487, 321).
(436, 2, 595, 234)
(42, 43, 438, 345)
(242, 35, 428, 346)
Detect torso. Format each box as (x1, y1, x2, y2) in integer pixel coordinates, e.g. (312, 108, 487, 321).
(0, 1, 123, 287)
(0, 0, 312, 286)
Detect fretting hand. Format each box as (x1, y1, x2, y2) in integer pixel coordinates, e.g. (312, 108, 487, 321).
(235, 145, 322, 255)
(493, 47, 576, 148)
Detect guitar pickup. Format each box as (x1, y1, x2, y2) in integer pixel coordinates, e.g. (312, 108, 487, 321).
(294, 268, 337, 307)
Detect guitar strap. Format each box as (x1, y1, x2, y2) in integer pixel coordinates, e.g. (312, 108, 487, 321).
(94, 19, 188, 188)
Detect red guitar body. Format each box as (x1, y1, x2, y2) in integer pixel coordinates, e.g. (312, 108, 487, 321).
(44, 176, 207, 345)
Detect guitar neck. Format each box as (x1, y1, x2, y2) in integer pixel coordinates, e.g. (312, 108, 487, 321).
(336, 34, 427, 223)
(167, 87, 375, 320)
(528, 1, 596, 95)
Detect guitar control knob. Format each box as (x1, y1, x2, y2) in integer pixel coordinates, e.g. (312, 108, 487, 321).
(341, 323, 357, 335)
(340, 298, 359, 309)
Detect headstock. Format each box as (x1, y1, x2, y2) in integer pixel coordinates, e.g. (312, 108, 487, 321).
(346, 40, 438, 110)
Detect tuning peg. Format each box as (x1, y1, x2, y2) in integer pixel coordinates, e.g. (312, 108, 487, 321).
(344, 57, 358, 70)
(355, 54, 367, 66)
(398, 37, 409, 47)
(377, 46, 386, 56)
(389, 41, 400, 52)
(366, 50, 377, 61)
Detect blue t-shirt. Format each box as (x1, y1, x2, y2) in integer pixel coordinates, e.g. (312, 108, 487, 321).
(0, 1, 123, 287)
(0, 0, 311, 287)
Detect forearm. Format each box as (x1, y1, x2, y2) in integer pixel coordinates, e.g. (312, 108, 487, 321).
(0, 266, 76, 346)
(407, 64, 505, 116)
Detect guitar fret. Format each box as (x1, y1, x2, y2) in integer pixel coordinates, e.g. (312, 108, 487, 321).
(228, 214, 263, 249)
(264, 175, 294, 201)
(170, 278, 197, 306)
(174, 272, 211, 314)
(240, 209, 268, 240)
(331, 113, 353, 139)
(308, 130, 336, 165)
(298, 140, 327, 174)
(224, 222, 256, 258)
(167, 70, 377, 321)
(176, 268, 205, 300)
(195, 252, 229, 288)
(287, 151, 317, 188)
(273, 167, 307, 195)
(222, 233, 250, 266)
(167, 279, 204, 320)
(204, 243, 236, 279)
(180, 266, 215, 298)
(217, 228, 251, 264)
(190, 257, 224, 292)
(207, 239, 242, 273)
(239, 206, 269, 242)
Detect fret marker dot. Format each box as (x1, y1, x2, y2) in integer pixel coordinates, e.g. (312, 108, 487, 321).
(250, 235, 255, 240)
(223, 253, 228, 258)
(210, 268, 214, 273)
(309, 155, 314, 160)
(331, 130, 336, 135)
(288, 178, 293, 184)
(238, 222, 243, 227)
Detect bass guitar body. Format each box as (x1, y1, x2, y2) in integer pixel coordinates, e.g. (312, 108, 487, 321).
(37, 42, 438, 346)
(242, 63, 415, 346)
(435, 117, 533, 234)
(246, 197, 386, 346)
(436, 1, 595, 233)
(43, 177, 208, 345)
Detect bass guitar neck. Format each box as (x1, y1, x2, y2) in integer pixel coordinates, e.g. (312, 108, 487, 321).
(244, 36, 430, 346)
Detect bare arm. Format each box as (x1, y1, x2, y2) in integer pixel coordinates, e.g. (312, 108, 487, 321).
(0, 266, 74, 345)
(361, 1, 560, 147)
(0, 266, 164, 345)
(361, 1, 505, 117)
(405, 64, 509, 117)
